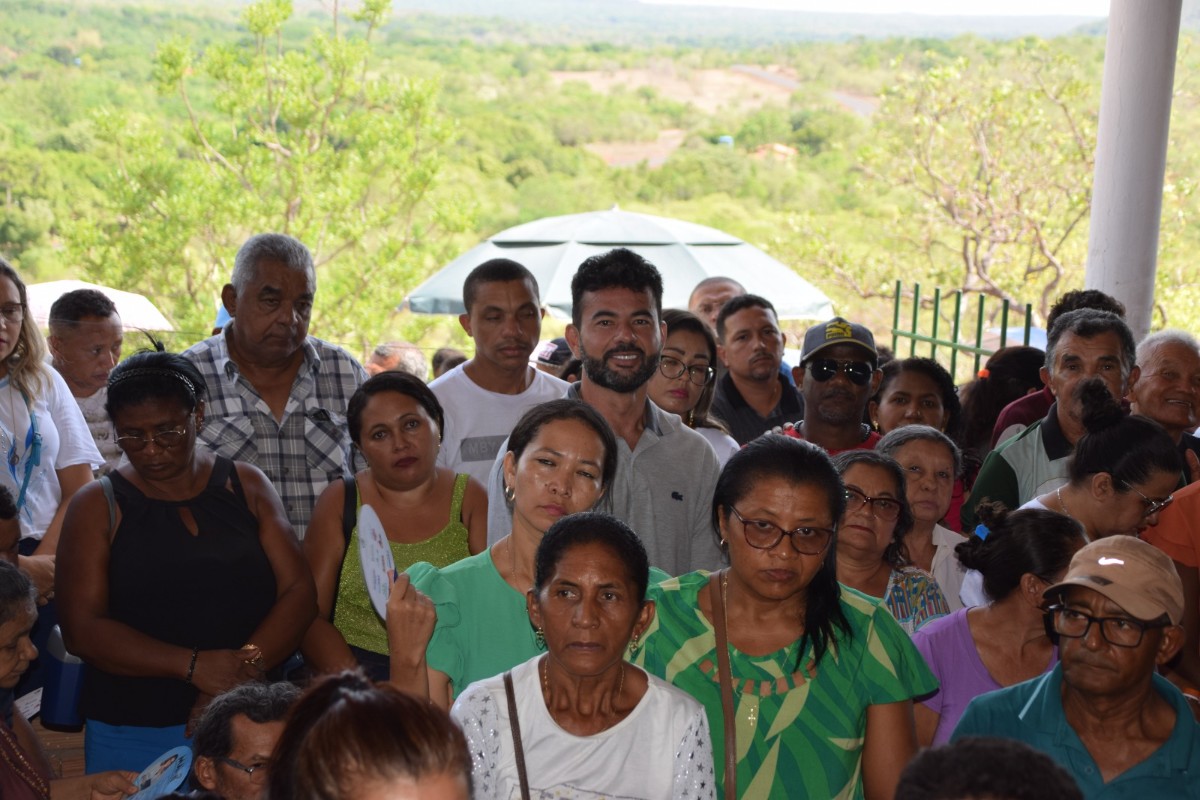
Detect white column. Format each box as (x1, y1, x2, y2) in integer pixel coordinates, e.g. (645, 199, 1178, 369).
(1086, 0, 1181, 341)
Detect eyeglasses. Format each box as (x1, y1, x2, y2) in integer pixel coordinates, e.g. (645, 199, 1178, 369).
(843, 487, 902, 521)
(658, 356, 714, 386)
(1122, 482, 1173, 518)
(1046, 604, 1167, 648)
(728, 507, 834, 555)
(115, 424, 190, 452)
(217, 756, 271, 781)
(0, 304, 24, 324)
(805, 358, 874, 386)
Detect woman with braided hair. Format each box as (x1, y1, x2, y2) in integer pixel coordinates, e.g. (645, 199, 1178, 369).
(56, 350, 316, 772)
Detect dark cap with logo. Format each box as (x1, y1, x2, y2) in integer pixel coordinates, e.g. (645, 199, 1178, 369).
(801, 317, 877, 364)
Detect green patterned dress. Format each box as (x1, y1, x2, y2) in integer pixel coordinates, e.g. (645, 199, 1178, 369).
(634, 571, 937, 799)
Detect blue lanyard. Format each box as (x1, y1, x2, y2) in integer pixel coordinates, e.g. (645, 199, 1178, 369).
(4, 389, 41, 515)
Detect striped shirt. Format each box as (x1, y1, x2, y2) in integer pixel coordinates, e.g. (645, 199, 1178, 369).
(183, 331, 366, 539)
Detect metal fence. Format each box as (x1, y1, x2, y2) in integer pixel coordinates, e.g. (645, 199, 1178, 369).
(890, 281, 1036, 382)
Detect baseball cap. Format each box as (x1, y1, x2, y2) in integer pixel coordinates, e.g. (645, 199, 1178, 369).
(1045, 536, 1184, 625)
(534, 338, 571, 368)
(800, 317, 877, 363)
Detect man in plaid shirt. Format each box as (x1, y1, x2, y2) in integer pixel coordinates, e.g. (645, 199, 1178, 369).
(184, 233, 367, 539)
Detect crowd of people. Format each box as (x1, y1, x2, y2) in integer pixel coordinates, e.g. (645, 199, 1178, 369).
(0, 231, 1199, 799)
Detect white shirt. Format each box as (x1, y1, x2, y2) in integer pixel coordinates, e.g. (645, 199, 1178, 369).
(931, 523, 968, 612)
(451, 655, 715, 800)
(73, 385, 121, 475)
(695, 426, 740, 467)
(430, 363, 568, 485)
(0, 369, 102, 540)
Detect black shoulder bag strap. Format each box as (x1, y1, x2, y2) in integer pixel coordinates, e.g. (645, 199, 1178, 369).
(503, 670, 532, 800)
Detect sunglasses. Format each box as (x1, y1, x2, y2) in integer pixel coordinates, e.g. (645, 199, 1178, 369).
(805, 358, 874, 386)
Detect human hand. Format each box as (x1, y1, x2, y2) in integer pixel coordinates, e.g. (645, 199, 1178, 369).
(387, 572, 437, 667)
(88, 770, 138, 799)
(190, 648, 263, 697)
(17, 554, 54, 605)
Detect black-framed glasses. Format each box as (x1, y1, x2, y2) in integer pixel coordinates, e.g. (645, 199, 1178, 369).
(217, 756, 271, 781)
(1122, 482, 1173, 518)
(806, 358, 874, 386)
(843, 487, 902, 521)
(658, 356, 715, 386)
(728, 507, 834, 555)
(0, 304, 24, 324)
(115, 424, 190, 452)
(1046, 604, 1167, 648)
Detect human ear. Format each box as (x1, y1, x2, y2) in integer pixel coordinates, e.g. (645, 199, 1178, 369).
(526, 589, 543, 630)
(220, 283, 237, 317)
(193, 756, 219, 791)
(1156, 624, 1186, 666)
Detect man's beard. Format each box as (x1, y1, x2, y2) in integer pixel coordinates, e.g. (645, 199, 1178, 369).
(579, 342, 659, 393)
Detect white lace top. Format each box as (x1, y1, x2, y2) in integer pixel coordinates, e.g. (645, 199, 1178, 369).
(451, 655, 716, 800)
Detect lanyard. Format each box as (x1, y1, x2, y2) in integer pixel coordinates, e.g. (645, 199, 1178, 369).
(3, 388, 41, 516)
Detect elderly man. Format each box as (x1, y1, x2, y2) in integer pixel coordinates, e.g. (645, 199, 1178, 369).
(962, 309, 1138, 533)
(430, 259, 566, 484)
(191, 682, 300, 800)
(184, 233, 367, 539)
(1129, 329, 1200, 466)
(790, 316, 882, 453)
(47, 289, 124, 474)
(365, 341, 428, 379)
(486, 248, 722, 574)
(711, 295, 804, 444)
(953, 536, 1200, 797)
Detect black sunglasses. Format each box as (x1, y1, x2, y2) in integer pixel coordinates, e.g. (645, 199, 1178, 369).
(805, 358, 874, 386)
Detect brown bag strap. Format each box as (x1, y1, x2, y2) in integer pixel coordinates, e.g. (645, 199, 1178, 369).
(708, 570, 737, 800)
(503, 670, 532, 800)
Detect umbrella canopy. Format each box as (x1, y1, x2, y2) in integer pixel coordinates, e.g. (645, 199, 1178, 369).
(25, 280, 175, 331)
(406, 209, 834, 320)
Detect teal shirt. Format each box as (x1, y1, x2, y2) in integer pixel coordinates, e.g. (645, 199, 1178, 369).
(953, 666, 1200, 799)
(408, 550, 540, 698)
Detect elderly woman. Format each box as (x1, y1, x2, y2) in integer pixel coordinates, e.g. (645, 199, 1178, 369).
(646, 310, 738, 465)
(302, 371, 486, 681)
(0, 560, 136, 800)
(877, 425, 968, 610)
(636, 435, 936, 799)
(56, 351, 317, 772)
(269, 671, 471, 800)
(451, 512, 713, 799)
(834, 449, 950, 635)
(912, 502, 1085, 746)
(389, 399, 618, 709)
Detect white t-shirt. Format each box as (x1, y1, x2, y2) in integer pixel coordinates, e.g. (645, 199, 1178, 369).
(0, 369, 102, 541)
(451, 655, 715, 800)
(695, 425, 740, 467)
(73, 385, 121, 475)
(431, 363, 568, 485)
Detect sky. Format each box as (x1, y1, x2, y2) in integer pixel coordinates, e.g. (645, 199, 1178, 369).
(640, 0, 1110, 16)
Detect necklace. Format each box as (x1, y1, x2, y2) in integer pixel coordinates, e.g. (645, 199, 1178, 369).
(508, 536, 519, 585)
(541, 656, 624, 720)
(1056, 486, 1073, 518)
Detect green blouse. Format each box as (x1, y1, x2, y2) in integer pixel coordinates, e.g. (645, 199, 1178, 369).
(333, 473, 471, 655)
(634, 571, 938, 799)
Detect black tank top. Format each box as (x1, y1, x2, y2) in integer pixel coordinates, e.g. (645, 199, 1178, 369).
(80, 457, 277, 727)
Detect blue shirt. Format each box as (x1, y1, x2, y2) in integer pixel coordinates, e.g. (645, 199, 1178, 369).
(953, 665, 1200, 799)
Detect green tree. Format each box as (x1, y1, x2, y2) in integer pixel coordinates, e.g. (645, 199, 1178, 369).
(68, 0, 466, 351)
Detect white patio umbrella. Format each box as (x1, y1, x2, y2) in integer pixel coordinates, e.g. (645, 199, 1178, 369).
(406, 208, 834, 320)
(25, 280, 175, 331)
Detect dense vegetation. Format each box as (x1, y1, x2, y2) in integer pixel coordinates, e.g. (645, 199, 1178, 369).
(1, 0, 1196, 361)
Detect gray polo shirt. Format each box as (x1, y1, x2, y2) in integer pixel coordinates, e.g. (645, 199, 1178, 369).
(485, 385, 724, 575)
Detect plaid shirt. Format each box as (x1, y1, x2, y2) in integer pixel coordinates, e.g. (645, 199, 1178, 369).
(183, 331, 367, 539)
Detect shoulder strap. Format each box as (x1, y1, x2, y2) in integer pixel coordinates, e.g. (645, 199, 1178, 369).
(503, 670, 532, 800)
(342, 474, 357, 548)
(99, 476, 116, 535)
(708, 570, 737, 800)
(448, 472, 468, 521)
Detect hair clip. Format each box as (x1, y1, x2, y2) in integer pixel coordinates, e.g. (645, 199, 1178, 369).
(977, 368, 990, 379)
(974, 523, 990, 541)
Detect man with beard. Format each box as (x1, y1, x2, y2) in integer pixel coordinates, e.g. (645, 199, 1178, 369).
(788, 317, 883, 453)
(711, 295, 804, 444)
(484, 248, 722, 574)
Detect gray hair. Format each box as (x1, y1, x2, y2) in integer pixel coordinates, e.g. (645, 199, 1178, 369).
(876, 424, 963, 479)
(1045, 308, 1137, 378)
(191, 682, 301, 760)
(231, 233, 316, 294)
(0, 561, 35, 627)
(371, 341, 429, 380)
(1137, 328, 1200, 365)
